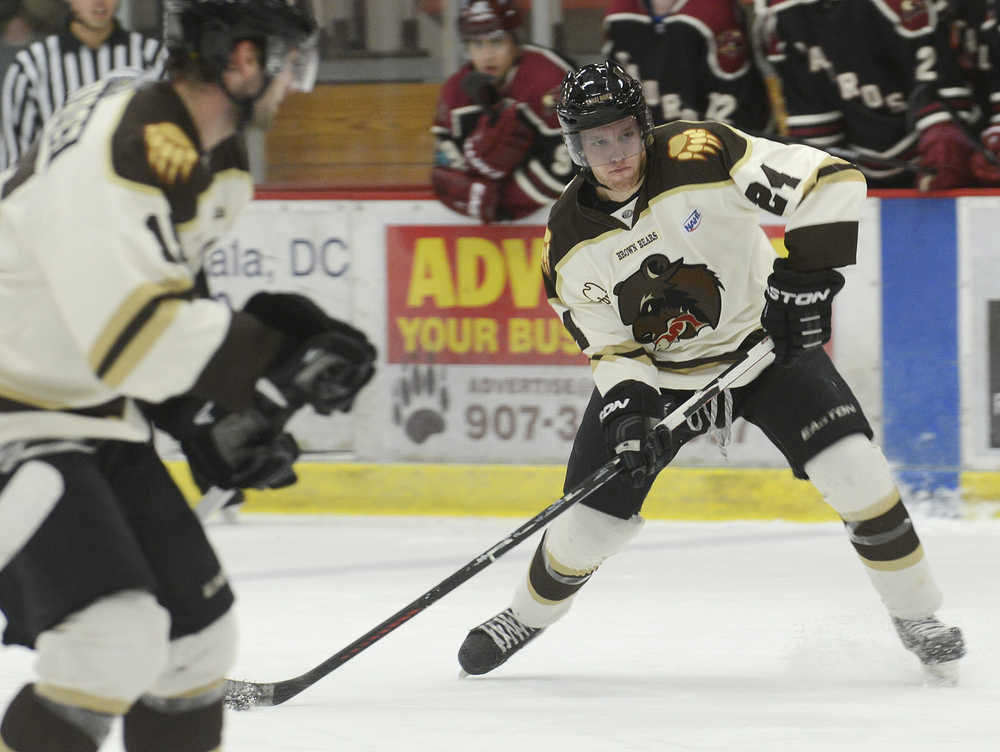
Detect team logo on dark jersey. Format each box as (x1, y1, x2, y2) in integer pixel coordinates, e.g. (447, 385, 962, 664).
(613, 254, 723, 351)
(668, 129, 723, 161)
(144, 122, 197, 185)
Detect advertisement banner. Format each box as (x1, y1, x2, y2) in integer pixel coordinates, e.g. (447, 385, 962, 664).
(385, 224, 584, 366)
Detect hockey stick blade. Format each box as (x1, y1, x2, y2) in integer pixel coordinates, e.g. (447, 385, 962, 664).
(223, 336, 774, 710)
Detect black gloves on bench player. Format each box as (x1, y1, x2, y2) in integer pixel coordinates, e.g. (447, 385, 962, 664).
(761, 258, 845, 364)
(143, 397, 299, 491)
(246, 292, 377, 417)
(599, 380, 677, 488)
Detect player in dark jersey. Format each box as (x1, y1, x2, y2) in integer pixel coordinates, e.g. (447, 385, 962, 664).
(940, 0, 1000, 183)
(431, 0, 576, 222)
(0, 2, 376, 751)
(761, 0, 978, 189)
(456, 61, 965, 685)
(603, 0, 770, 132)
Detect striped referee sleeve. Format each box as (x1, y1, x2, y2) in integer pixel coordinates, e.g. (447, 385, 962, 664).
(0, 28, 164, 170)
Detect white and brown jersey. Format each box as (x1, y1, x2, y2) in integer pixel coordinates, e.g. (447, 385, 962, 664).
(0, 79, 281, 444)
(542, 121, 866, 396)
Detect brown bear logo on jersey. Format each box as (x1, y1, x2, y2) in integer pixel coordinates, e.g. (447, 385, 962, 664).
(613, 254, 723, 351)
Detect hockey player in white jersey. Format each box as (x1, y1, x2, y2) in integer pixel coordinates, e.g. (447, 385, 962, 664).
(0, 2, 377, 751)
(457, 61, 965, 685)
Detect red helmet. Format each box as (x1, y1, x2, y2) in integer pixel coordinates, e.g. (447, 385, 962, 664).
(458, 0, 523, 39)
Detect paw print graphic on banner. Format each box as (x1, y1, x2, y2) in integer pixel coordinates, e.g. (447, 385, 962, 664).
(393, 365, 450, 444)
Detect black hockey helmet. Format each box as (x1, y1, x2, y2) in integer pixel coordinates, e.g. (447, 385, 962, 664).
(164, 0, 319, 93)
(458, 0, 523, 40)
(556, 60, 654, 168)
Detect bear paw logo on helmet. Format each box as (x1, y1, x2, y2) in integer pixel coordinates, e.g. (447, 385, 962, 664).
(668, 129, 723, 161)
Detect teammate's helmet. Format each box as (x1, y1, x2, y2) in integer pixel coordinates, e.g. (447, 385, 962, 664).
(164, 0, 319, 92)
(555, 60, 654, 168)
(458, 0, 523, 40)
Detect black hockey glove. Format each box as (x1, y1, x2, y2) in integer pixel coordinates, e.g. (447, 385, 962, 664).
(142, 397, 299, 491)
(181, 408, 299, 491)
(244, 293, 377, 416)
(761, 258, 845, 364)
(600, 381, 678, 488)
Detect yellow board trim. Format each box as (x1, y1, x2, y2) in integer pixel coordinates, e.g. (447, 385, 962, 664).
(166, 463, 1000, 521)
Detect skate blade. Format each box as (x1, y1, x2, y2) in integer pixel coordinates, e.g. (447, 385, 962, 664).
(923, 659, 960, 687)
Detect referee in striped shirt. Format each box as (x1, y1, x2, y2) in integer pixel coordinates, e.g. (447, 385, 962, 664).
(0, 0, 164, 170)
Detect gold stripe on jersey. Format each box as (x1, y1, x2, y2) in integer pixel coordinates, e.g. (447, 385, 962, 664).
(800, 157, 865, 201)
(591, 343, 651, 365)
(101, 299, 184, 389)
(35, 682, 131, 716)
(88, 278, 192, 376)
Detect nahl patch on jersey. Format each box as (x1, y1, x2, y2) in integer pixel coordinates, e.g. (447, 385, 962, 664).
(144, 122, 198, 185)
(668, 128, 723, 162)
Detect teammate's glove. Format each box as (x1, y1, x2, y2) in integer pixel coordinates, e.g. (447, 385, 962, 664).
(181, 408, 300, 491)
(142, 397, 298, 491)
(245, 293, 377, 416)
(969, 125, 1000, 185)
(916, 122, 973, 191)
(761, 258, 844, 364)
(462, 105, 534, 179)
(431, 166, 501, 222)
(600, 381, 677, 488)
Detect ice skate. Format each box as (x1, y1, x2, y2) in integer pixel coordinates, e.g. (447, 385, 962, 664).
(892, 615, 965, 685)
(458, 608, 542, 676)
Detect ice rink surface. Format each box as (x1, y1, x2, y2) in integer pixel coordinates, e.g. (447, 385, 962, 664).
(2, 512, 999, 751)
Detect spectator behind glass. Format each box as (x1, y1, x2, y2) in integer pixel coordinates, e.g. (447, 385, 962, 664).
(761, 0, 977, 190)
(602, 0, 770, 132)
(431, 0, 576, 223)
(0, 0, 165, 171)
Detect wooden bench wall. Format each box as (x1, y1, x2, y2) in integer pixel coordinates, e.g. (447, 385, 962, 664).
(265, 82, 439, 188)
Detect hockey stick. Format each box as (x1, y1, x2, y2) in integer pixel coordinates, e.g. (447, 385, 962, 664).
(223, 336, 776, 710)
(195, 487, 240, 522)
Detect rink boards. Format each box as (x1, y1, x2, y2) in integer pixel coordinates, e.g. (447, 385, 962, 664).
(166, 190, 1000, 518)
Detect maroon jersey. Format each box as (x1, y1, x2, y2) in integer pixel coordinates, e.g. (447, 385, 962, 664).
(603, 0, 770, 131)
(432, 45, 575, 221)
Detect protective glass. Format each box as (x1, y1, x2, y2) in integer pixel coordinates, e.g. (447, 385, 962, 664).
(266, 32, 319, 92)
(565, 116, 645, 168)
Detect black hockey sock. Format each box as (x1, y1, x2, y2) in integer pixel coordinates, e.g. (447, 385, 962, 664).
(527, 536, 594, 604)
(0, 684, 101, 752)
(843, 497, 921, 564)
(123, 695, 223, 752)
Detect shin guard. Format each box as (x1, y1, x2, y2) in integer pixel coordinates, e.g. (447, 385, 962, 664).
(806, 435, 943, 618)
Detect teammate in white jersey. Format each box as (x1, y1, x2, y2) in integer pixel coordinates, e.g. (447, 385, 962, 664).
(457, 61, 965, 685)
(0, 2, 377, 751)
